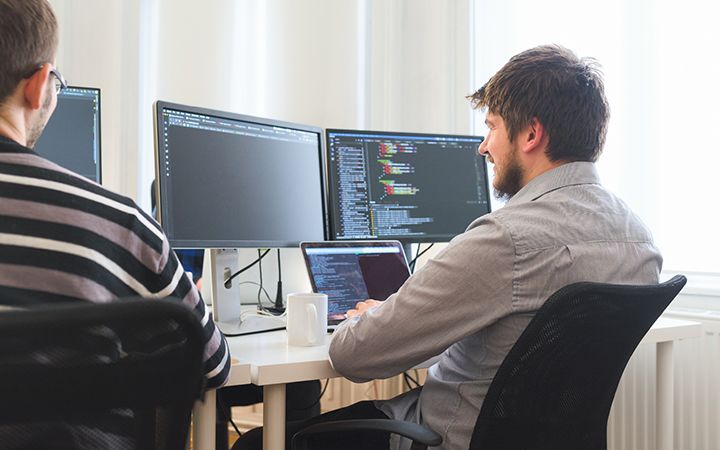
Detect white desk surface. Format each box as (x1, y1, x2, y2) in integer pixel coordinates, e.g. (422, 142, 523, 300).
(227, 331, 338, 386)
(226, 358, 253, 386)
(641, 317, 702, 344)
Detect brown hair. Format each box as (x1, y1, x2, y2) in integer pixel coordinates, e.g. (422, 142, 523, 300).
(469, 44, 609, 163)
(0, 0, 58, 105)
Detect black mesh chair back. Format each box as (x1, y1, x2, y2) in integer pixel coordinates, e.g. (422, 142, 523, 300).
(470, 275, 687, 450)
(0, 298, 206, 450)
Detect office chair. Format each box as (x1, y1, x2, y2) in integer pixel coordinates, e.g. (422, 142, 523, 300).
(0, 298, 206, 450)
(291, 275, 687, 450)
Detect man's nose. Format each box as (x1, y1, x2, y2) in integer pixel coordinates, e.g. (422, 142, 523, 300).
(478, 138, 488, 155)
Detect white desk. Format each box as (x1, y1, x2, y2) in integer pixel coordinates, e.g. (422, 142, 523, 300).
(227, 332, 338, 450)
(192, 360, 252, 450)
(193, 318, 701, 450)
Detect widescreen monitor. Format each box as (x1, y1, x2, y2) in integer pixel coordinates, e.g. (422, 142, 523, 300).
(154, 101, 327, 248)
(325, 129, 490, 243)
(34, 86, 101, 183)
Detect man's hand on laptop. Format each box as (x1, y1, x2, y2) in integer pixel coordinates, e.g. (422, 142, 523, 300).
(345, 299, 383, 319)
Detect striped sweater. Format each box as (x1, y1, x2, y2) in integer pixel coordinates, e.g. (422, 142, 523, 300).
(0, 135, 230, 388)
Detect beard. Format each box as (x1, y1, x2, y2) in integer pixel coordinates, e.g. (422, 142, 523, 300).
(493, 147, 525, 201)
(26, 86, 54, 149)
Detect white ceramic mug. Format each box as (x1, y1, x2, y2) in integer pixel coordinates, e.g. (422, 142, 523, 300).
(286, 293, 328, 347)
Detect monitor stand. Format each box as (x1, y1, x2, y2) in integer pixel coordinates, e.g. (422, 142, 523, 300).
(208, 249, 286, 336)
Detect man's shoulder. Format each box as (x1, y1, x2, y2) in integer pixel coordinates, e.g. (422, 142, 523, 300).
(492, 181, 633, 222)
(475, 183, 654, 254)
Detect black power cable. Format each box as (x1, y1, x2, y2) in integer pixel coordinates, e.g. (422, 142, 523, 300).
(403, 372, 414, 391)
(256, 248, 285, 315)
(274, 248, 284, 310)
(224, 248, 285, 315)
(264, 249, 285, 314)
(408, 243, 434, 273)
(237, 281, 273, 306)
(403, 371, 421, 390)
(223, 249, 271, 288)
(257, 249, 265, 310)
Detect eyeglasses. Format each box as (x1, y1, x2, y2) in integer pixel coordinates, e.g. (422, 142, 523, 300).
(49, 68, 67, 94)
(23, 64, 68, 94)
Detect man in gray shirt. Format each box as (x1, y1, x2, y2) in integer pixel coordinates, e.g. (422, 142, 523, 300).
(328, 45, 662, 450)
(234, 44, 662, 450)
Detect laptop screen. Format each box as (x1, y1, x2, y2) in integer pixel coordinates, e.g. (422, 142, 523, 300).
(300, 241, 410, 321)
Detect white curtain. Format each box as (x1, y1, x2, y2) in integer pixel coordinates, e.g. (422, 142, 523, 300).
(48, 0, 144, 202)
(472, 0, 720, 275)
(49, 0, 472, 211)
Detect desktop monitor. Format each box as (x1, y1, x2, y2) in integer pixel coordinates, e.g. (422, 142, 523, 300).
(154, 101, 327, 248)
(325, 129, 491, 243)
(34, 86, 102, 183)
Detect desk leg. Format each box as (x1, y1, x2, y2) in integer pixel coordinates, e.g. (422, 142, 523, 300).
(657, 341, 674, 450)
(192, 389, 216, 450)
(263, 384, 286, 450)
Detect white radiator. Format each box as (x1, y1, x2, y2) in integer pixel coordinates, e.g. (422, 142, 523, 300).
(608, 311, 720, 449)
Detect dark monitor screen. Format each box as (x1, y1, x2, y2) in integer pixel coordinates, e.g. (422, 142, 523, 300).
(325, 129, 490, 243)
(34, 86, 101, 183)
(154, 101, 327, 248)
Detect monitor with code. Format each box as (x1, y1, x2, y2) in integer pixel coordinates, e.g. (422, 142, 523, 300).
(325, 129, 490, 243)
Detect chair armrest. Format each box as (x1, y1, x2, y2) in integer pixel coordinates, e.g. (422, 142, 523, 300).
(291, 419, 442, 450)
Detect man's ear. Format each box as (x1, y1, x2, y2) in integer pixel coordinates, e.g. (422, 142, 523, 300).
(23, 64, 51, 110)
(519, 117, 547, 154)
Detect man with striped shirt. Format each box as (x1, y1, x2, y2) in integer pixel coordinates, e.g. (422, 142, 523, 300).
(0, 0, 230, 392)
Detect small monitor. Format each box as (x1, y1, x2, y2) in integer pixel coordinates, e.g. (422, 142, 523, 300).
(325, 129, 490, 243)
(34, 86, 101, 183)
(154, 101, 327, 248)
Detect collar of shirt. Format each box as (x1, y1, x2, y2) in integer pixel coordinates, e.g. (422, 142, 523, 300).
(0, 135, 34, 154)
(505, 161, 601, 206)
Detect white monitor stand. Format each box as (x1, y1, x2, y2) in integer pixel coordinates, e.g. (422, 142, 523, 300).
(208, 249, 285, 336)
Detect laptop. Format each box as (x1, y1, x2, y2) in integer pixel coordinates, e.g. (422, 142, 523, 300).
(300, 241, 411, 327)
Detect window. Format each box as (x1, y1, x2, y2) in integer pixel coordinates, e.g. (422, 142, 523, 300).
(472, 0, 720, 274)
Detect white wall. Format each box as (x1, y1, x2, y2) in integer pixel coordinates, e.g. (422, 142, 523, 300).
(365, 1, 472, 133)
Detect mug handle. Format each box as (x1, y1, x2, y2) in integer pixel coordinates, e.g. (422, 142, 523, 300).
(306, 303, 318, 345)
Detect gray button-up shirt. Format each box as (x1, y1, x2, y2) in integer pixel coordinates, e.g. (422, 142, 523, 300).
(328, 161, 662, 450)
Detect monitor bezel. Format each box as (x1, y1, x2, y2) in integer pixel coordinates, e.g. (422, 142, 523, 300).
(324, 128, 490, 244)
(153, 100, 328, 249)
